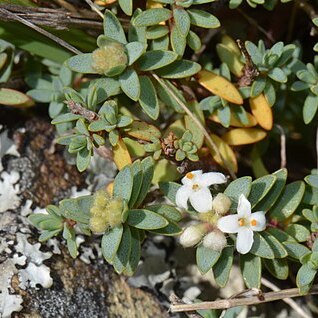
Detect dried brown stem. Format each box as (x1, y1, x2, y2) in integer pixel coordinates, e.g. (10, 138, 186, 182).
(237, 39, 259, 87)
(0, 6, 82, 55)
(169, 294, 202, 318)
(261, 278, 311, 318)
(0, 4, 103, 30)
(66, 100, 99, 122)
(297, 0, 317, 20)
(170, 284, 318, 312)
(275, 124, 287, 169)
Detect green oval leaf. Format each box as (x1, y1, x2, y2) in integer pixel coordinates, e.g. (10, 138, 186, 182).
(66, 53, 97, 74)
(128, 160, 143, 209)
(261, 232, 288, 258)
(113, 224, 131, 274)
(138, 50, 178, 71)
(305, 174, 318, 188)
(248, 175, 277, 208)
(159, 181, 181, 204)
(134, 156, 155, 207)
(133, 8, 172, 27)
(303, 94, 318, 124)
(254, 168, 287, 212)
(224, 176, 252, 210)
(250, 232, 275, 259)
(146, 204, 182, 222)
(269, 181, 305, 221)
(196, 244, 221, 274)
(240, 254, 261, 288)
(113, 165, 133, 202)
(119, 68, 140, 101)
(264, 258, 289, 280)
(155, 59, 201, 78)
(104, 10, 127, 44)
(286, 224, 311, 242)
(126, 209, 169, 229)
(213, 246, 234, 287)
(173, 7, 190, 37)
(123, 227, 141, 276)
(101, 225, 124, 263)
(0, 88, 33, 107)
(139, 75, 159, 120)
(188, 9, 220, 28)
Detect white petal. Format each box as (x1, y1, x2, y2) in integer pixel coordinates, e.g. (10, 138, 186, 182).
(236, 227, 254, 254)
(217, 214, 240, 233)
(176, 185, 191, 210)
(200, 172, 227, 187)
(189, 187, 212, 213)
(237, 194, 251, 218)
(181, 170, 202, 186)
(249, 211, 266, 231)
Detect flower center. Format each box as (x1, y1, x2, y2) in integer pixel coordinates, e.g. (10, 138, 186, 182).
(238, 218, 245, 226)
(250, 219, 257, 226)
(192, 184, 200, 191)
(186, 172, 194, 179)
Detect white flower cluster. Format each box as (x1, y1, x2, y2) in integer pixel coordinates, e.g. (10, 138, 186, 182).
(176, 170, 266, 254)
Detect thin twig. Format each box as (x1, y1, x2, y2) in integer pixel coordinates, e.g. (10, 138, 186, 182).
(84, 0, 105, 20)
(170, 284, 318, 312)
(261, 278, 311, 318)
(0, 7, 82, 55)
(276, 124, 286, 169)
(151, 72, 237, 179)
(169, 293, 203, 318)
(297, 0, 318, 20)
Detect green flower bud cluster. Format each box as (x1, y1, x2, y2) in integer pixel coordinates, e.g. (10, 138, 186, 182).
(92, 37, 128, 77)
(88, 100, 133, 146)
(174, 130, 199, 161)
(64, 118, 103, 172)
(89, 190, 127, 234)
(145, 130, 199, 162)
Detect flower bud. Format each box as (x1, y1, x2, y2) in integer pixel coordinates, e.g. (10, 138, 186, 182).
(212, 193, 232, 215)
(92, 42, 128, 77)
(203, 230, 227, 252)
(89, 190, 125, 234)
(179, 225, 205, 248)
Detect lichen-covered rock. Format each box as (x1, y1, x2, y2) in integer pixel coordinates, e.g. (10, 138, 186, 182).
(0, 116, 168, 318)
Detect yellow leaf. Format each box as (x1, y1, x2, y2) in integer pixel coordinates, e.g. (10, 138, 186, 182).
(126, 121, 161, 141)
(106, 182, 114, 195)
(197, 70, 243, 105)
(112, 138, 132, 170)
(0, 53, 8, 71)
(249, 94, 273, 130)
(0, 88, 34, 108)
(147, 0, 163, 8)
(207, 134, 238, 173)
(210, 111, 257, 127)
(152, 159, 180, 184)
(222, 128, 267, 145)
(216, 44, 244, 78)
(221, 35, 241, 56)
(94, 0, 117, 5)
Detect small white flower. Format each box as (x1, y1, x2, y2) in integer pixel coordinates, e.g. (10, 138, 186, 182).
(217, 194, 266, 254)
(176, 170, 227, 213)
